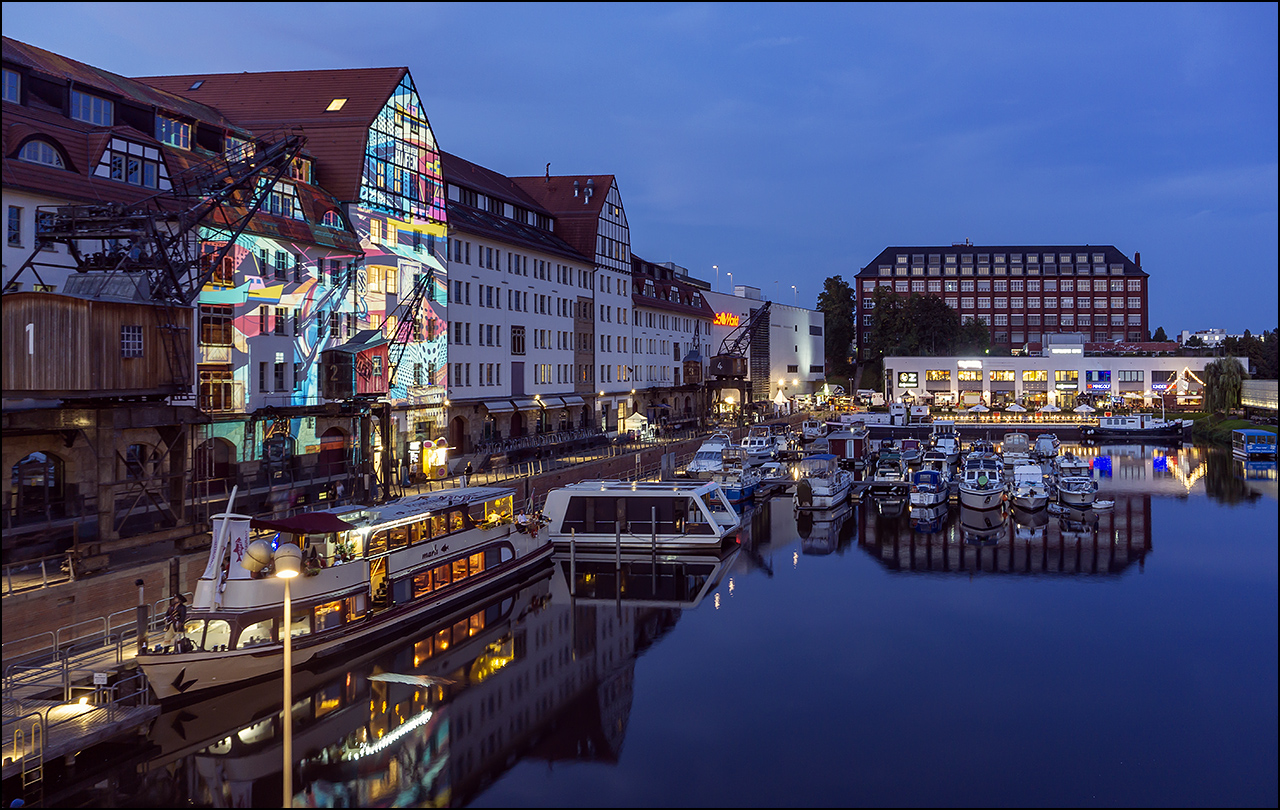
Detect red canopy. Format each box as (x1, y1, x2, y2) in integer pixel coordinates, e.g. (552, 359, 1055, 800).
(250, 513, 356, 535)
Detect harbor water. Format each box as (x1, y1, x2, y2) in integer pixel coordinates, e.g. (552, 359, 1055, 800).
(32, 442, 1279, 807)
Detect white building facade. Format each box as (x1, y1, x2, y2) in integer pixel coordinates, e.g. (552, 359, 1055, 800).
(703, 286, 826, 408)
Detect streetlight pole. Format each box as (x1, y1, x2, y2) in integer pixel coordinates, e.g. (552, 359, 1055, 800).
(791, 285, 797, 305)
(727, 272, 733, 292)
(274, 543, 302, 808)
(713, 265, 718, 291)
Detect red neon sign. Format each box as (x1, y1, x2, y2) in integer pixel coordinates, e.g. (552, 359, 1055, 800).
(713, 312, 740, 327)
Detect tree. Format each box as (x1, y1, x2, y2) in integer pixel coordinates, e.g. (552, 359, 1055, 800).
(1185, 335, 1205, 348)
(1152, 326, 1168, 342)
(817, 276, 856, 377)
(1203, 356, 1245, 413)
(957, 317, 991, 355)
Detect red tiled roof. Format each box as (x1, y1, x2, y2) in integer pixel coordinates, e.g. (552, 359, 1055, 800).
(442, 151, 549, 212)
(631, 255, 716, 318)
(136, 68, 409, 202)
(510, 174, 615, 260)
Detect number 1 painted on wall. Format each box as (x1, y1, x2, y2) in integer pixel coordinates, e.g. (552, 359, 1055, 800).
(26, 322, 34, 355)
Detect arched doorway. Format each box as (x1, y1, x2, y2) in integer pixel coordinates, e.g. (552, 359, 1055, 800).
(194, 437, 236, 495)
(450, 415, 470, 455)
(317, 428, 348, 479)
(510, 411, 526, 439)
(11, 451, 66, 521)
(684, 396, 692, 416)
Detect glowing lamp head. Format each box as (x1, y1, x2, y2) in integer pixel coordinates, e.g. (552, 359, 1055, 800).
(274, 543, 302, 578)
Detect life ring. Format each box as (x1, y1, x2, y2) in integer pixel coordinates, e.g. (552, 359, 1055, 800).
(978, 474, 988, 486)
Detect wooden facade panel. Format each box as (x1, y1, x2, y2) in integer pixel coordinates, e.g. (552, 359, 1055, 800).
(2, 292, 190, 396)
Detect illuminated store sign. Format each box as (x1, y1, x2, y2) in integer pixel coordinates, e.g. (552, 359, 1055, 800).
(957, 360, 983, 369)
(897, 371, 918, 388)
(713, 312, 740, 327)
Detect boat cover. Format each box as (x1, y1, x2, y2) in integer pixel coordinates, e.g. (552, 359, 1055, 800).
(250, 513, 358, 534)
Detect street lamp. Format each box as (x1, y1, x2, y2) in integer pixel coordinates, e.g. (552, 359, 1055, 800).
(274, 542, 302, 808)
(713, 265, 718, 291)
(727, 271, 733, 291)
(791, 285, 797, 305)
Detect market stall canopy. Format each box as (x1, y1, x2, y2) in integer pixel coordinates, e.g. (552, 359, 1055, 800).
(622, 412, 649, 429)
(1005, 403, 1028, 412)
(773, 389, 789, 405)
(968, 403, 990, 413)
(250, 513, 356, 535)
(1073, 404, 1096, 413)
(1038, 404, 1061, 413)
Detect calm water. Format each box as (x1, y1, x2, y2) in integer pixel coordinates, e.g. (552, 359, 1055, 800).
(50, 443, 1279, 807)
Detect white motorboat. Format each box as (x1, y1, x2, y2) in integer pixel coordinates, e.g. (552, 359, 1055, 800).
(793, 454, 853, 510)
(909, 468, 949, 508)
(1082, 413, 1190, 441)
(930, 420, 962, 466)
(684, 432, 735, 476)
(801, 419, 828, 440)
(1001, 432, 1033, 469)
(755, 460, 792, 495)
(1054, 452, 1091, 479)
(900, 438, 924, 467)
(741, 426, 779, 465)
(543, 480, 742, 551)
(1056, 475, 1098, 507)
(137, 486, 550, 703)
(867, 446, 910, 502)
(1033, 433, 1061, 460)
(958, 454, 1006, 510)
(1010, 463, 1049, 511)
(710, 447, 763, 504)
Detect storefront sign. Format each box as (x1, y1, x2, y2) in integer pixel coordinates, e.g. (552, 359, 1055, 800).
(958, 360, 983, 369)
(897, 371, 918, 388)
(713, 312, 740, 327)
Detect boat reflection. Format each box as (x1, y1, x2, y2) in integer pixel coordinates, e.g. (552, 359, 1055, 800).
(857, 491, 1153, 576)
(555, 544, 740, 609)
(909, 504, 948, 534)
(797, 501, 855, 556)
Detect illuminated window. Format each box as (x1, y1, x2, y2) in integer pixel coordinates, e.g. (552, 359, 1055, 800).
(156, 116, 190, 149)
(326, 98, 348, 111)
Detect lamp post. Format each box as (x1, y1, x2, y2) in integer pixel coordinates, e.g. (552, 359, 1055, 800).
(274, 542, 302, 808)
(791, 285, 797, 305)
(713, 265, 718, 291)
(727, 271, 733, 291)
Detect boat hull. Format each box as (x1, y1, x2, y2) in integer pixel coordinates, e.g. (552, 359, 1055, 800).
(959, 486, 1006, 510)
(1012, 491, 1049, 511)
(1081, 425, 1186, 441)
(138, 547, 554, 704)
(1058, 489, 1096, 507)
(909, 488, 948, 508)
(721, 483, 755, 504)
(794, 480, 851, 510)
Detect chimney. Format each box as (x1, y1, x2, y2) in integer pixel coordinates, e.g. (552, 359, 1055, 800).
(545, 163, 550, 182)
(585, 177, 593, 203)
(573, 180, 579, 197)
(1134, 251, 1141, 269)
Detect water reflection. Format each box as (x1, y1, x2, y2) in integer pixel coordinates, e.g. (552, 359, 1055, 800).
(858, 491, 1151, 576)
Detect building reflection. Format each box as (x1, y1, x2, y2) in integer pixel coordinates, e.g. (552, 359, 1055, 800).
(856, 491, 1153, 576)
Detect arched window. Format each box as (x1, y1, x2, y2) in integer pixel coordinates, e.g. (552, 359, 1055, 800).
(321, 210, 344, 229)
(17, 139, 65, 168)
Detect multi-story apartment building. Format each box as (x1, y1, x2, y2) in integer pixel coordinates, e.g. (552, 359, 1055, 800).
(440, 152, 594, 452)
(854, 244, 1149, 360)
(629, 257, 716, 425)
(140, 65, 451, 482)
(511, 174, 634, 432)
(2, 37, 367, 560)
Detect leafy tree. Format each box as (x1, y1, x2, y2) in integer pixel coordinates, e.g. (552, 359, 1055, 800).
(816, 275, 856, 377)
(1152, 326, 1168, 342)
(1203, 356, 1245, 413)
(1185, 335, 1205, 348)
(957, 317, 991, 355)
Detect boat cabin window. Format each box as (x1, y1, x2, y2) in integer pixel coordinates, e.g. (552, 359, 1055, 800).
(485, 495, 514, 523)
(388, 524, 410, 550)
(345, 594, 366, 621)
(315, 600, 343, 632)
(450, 509, 467, 533)
(289, 610, 311, 639)
(237, 618, 275, 649)
(180, 618, 231, 651)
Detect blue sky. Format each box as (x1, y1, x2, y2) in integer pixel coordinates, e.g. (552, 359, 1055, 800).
(5, 2, 1276, 333)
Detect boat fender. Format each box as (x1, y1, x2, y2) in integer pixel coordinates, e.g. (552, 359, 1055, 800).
(797, 478, 813, 507)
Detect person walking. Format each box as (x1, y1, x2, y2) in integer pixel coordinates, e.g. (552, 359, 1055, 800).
(462, 461, 473, 487)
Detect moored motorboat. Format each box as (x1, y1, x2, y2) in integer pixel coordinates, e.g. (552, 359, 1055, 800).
(930, 420, 962, 466)
(900, 438, 924, 467)
(793, 453, 853, 510)
(741, 426, 778, 465)
(1054, 451, 1090, 479)
(802, 419, 828, 440)
(909, 468, 949, 508)
(1081, 413, 1190, 441)
(1056, 475, 1098, 507)
(958, 454, 1006, 510)
(1001, 432, 1033, 469)
(1010, 464, 1050, 511)
(710, 447, 762, 504)
(137, 486, 550, 703)
(1033, 433, 1061, 460)
(684, 432, 734, 477)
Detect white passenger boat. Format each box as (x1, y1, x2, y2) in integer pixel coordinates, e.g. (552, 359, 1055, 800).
(1010, 464, 1050, 511)
(1033, 433, 1061, 460)
(930, 420, 962, 466)
(684, 432, 734, 477)
(1081, 413, 1190, 441)
(138, 486, 550, 703)
(958, 455, 1006, 510)
(755, 461, 792, 495)
(867, 446, 910, 501)
(793, 454, 853, 510)
(802, 419, 828, 440)
(543, 480, 741, 551)
(1056, 475, 1098, 507)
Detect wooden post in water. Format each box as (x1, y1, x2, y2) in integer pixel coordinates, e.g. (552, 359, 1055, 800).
(570, 528, 576, 596)
(651, 505, 657, 593)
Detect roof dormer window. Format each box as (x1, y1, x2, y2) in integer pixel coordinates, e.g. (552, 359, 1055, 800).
(94, 138, 168, 189)
(156, 115, 190, 149)
(17, 139, 65, 169)
(70, 90, 112, 125)
(2, 68, 19, 104)
(320, 210, 344, 229)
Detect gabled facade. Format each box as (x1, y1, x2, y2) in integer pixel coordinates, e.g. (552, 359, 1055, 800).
(629, 256, 716, 425)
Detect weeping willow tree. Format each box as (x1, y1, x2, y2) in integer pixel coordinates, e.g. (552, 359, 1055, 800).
(1203, 356, 1245, 413)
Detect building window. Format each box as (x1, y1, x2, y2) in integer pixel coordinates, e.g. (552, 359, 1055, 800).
(17, 140, 65, 168)
(156, 116, 191, 149)
(97, 139, 165, 189)
(1128, 279, 1142, 291)
(199, 305, 234, 345)
(511, 326, 526, 355)
(120, 325, 144, 358)
(977, 298, 990, 309)
(1, 68, 18, 103)
(961, 297, 974, 309)
(7, 206, 21, 247)
(70, 90, 112, 125)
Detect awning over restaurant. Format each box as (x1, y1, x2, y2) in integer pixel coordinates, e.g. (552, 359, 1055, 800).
(511, 399, 539, 410)
(542, 396, 567, 408)
(483, 400, 515, 413)
(250, 513, 356, 535)
(561, 395, 586, 406)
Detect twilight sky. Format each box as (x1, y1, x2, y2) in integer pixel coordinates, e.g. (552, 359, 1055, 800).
(5, 2, 1277, 333)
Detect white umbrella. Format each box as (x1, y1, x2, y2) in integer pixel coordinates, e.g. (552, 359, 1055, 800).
(968, 403, 990, 413)
(1073, 404, 1096, 414)
(1038, 404, 1061, 413)
(1005, 402, 1027, 413)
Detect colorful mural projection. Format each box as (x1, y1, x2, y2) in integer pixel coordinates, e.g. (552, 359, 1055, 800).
(352, 72, 449, 401)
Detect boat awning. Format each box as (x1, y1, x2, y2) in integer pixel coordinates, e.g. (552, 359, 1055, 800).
(484, 400, 515, 413)
(250, 513, 357, 535)
(511, 399, 539, 410)
(561, 395, 586, 406)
